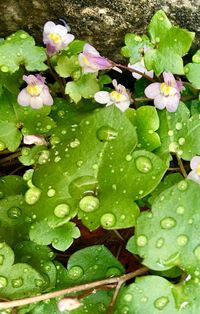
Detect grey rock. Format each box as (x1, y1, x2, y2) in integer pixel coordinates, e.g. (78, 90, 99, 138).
(0, 0, 200, 61)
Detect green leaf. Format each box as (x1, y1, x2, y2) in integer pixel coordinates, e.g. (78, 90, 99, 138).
(185, 63, 200, 88)
(19, 146, 49, 166)
(134, 106, 161, 151)
(148, 10, 172, 44)
(0, 90, 55, 151)
(121, 34, 151, 63)
(65, 74, 99, 103)
(0, 31, 47, 73)
(0, 242, 45, 299)
(156, 101, 200, 160)
(29, 220, 80, 251)
(55, 55, 81, 79)
(128, 179, 200, 274)
(65, 39, 85, 55)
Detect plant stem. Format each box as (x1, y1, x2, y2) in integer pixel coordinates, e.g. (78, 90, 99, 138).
(113, 62, 155, 82)
(0, 267, 149, 310)
(0, 151, 21, 164)
(176, 155, 187, 178)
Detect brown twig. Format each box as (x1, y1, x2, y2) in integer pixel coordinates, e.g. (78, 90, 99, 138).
(0, 151, 21, 164)
(0, 267, 149, 310)
(176, 154, 187, 178)
(112, 62, 155, 82)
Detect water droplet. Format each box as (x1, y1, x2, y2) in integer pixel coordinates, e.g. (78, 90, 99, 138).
(106, 267, 121, 277)
(1, 66, 9, 72)
(135, 156, 152, 173)
(178, 138, 185, 146)
(168, 130, 174, 136)
(177, 180, 188, 191)
(136, 235, 148, 247)
(11, 278, 23, 288)
(156, 237, 165, 248)
(35, 279, 44, 287)
(54, 204, 70, 218)
(0, 255, 4, 265)
(47, 188, 56, 197)
(126, 154, 132, 161)
(69, 176, 98, 198)
(177, 235, 188, 246)
(77, 160, 83, 167)
(7, 207, 22, 219)
(169, 142, 178, 152)
(0, 276, 7, 288)
(194, 245, 200, 259)
(141, 296, 148, 303)
(160, 217, 176, 229)
(97, 302, 106, 312)
(97, 126, 118, 141)
(176, 206, 185, 215)
(100, 213, 116, 228)
(25, 187, 41, 205)
(54, 156, 61, 163)
(50, 136, 60, 145)
(38, 150, 50, 165)
(70, 138, 80, 148)
(124, 293, 133, 302)
(79, 195, 99, 213)
(154, 296, 169, 310)
(20, 33, 27, 39)
(68, 266, 84, 280)
(176, 122, 182, 130)
(120, 306, 129, 314)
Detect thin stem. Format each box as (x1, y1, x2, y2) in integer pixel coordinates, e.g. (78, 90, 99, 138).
(107, 281, 124, 313)
(47, 56, 66, 97)
(0, 151, 21, 164)
(113, 62, 155, 82)
(176, 155, 187, 178)
(134, 97, 151, 102)
(0, 267, 148, 310)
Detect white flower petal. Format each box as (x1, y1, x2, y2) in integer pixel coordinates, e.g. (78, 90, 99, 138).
(187, 171, 200, 184)
(165, 95, 180, 112)
(145, 83, 161, 99)
(40, 88, 53, 105)
(154, 94, 167, 110)
(83, 44, 99, 56)
(163, 72, 177, 88)
(30, 97, 43, 109)
(190, 156, 200, 170)
(94, 91, 111, 104)
(62, 34, 74, 47)
(115, 100, 130, 112)
(17, 89, 31, 106)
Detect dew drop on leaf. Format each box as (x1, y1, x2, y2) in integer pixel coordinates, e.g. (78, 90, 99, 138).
(177, 180, 188, 191)
(178, 138, 185, 146)
(69, 176, 98, 198)
(47, 188, 56, 197)
(79, 195, 100, 213)
(175, 122, 182, 130)
(25, 187, 41, 205)
(160, 217, 177, 229)
(7, 207, 22, 219)
(11, 277, 23, 288)
(176, 206, 185, 215)
(35, 279, 44, 287)
(124, 293, 133, 302)
(125, 154, 132, 161)
(194, 245, 200, 260)
(135, 156, 152, 173)
(1, 65, 9, 72)
(106, 266, 121, 277)
(54, 203, 70, 218)
(154, 296, 169, 310)
(136, 235, 148, 247)
(70, 138, 80, 148)
(96, 126, 118, 141)
(156, 237, 165, 248)
(177, 235, 188, 246)
(38, 150, 50, 165)
(0, 276, 8, 288)
(68, 266, 84, 280)
(100, 213, 116, 228)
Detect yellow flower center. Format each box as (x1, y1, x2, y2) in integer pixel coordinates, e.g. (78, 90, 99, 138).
(160, 83, 177, 96)
(48, 33, 61, 43)
(196, 163, 200, 176)
(27, 84, 43, 96)
(110, 91, 127, 102)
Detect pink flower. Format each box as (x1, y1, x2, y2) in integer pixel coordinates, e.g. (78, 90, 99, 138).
(43, 21, 74, 56)
(78, 44, 119, 74)
(94, 79, 131, 112)
(187, 156, 200, 184)
(145, 72, 184, 112)
(128, 59, 154, 80)
(23, 135, 47, 145)
(58, 298, 81, 312)
(17, 74, 53, 109)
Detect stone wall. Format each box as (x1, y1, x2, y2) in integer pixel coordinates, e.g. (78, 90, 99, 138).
(0, 0, 200, 60)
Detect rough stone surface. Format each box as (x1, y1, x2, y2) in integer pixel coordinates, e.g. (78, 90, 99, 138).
(0, 0, 200, 60)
